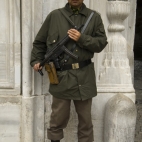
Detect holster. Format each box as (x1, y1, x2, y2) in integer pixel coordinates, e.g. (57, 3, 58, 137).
(45, 62, 59, 84)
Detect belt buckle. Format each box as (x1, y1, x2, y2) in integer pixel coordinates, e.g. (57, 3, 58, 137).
(72, 63, 79, 69)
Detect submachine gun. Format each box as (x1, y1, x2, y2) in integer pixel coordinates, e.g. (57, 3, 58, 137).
(38, 24, 84, 76)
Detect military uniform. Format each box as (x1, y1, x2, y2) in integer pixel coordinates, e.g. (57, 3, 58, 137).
(30, 2, 107, 142)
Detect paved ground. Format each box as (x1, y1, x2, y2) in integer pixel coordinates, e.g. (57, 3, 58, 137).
(134, 60, 142, 142)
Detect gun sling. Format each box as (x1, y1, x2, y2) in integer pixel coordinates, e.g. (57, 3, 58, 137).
(59, 9, 94, 68)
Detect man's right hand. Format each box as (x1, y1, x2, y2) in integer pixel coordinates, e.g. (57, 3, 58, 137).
(33, 63, 42, 71)
(68, 29, 81, 41)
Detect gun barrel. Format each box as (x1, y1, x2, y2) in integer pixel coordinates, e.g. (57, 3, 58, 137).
(44, 24, 84, 58)
(63, 46, 78, 59)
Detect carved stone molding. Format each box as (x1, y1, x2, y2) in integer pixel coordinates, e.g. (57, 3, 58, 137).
(98, 1, 134, 93)
(0, 0, 21, 94)
(0, 0, 14, 88)
(104, 94, 137, 142)
(107, 1, 130, 32)
(22, 0, 33, 97)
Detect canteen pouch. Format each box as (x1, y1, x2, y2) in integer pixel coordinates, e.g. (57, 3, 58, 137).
(45, 62, 59, 84)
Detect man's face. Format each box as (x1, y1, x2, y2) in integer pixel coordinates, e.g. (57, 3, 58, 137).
(68, 0, 84, 8)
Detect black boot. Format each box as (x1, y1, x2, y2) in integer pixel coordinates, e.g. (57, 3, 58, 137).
(51, 140, 60, 142)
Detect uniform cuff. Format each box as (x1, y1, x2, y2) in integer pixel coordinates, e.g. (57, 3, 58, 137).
(30, 61, 41, 67)
(77, 34, 86, 48)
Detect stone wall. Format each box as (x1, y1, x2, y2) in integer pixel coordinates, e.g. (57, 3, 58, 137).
(0, 0, 21, 142)
(0, 0, 137, 142)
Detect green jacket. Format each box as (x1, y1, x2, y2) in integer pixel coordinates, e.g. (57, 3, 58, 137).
(30, 3, 107, 100)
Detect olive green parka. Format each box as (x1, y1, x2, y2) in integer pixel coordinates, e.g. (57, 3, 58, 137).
(30, 3, 108, 100)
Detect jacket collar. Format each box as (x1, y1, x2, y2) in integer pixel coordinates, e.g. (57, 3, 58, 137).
(64, 3, 87, 17)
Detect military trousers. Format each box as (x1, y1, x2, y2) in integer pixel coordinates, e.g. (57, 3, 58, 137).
(47, 96, 94, 142)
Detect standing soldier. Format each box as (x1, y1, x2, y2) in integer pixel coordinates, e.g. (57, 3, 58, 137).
(30, 0, 107, 142)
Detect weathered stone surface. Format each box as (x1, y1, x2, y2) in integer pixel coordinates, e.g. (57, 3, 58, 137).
(0, 96, 21, 142)
(22, 96, 44, 142)
(104, 94, 137, 142)
(0, 0, 21, 95)
(98, 1, 134, 93)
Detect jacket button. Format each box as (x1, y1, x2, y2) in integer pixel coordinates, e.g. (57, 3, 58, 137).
(53, 40, 56, 43)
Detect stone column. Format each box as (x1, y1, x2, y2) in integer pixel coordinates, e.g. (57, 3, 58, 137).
(101, 0, 137, 141)
(104, 94, 137, 142)
(22, 0, 32, 98)
(21, 0, 33, 141)
(21, 1, 44, 142)
(98, 0, 134, 92)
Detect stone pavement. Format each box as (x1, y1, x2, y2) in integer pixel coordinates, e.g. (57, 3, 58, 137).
(134, 60, 142, 142)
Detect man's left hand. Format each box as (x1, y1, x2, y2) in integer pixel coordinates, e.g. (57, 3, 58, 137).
(68, 29, 81, 41)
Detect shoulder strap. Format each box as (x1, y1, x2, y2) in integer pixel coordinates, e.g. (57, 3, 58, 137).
(81, 11, 94, 33)
(61, 11, 94, 64)
(59, 9, 75, 27)
(59, 8, 94, 32)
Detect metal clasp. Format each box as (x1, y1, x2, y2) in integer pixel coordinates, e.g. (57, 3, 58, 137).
(72, 63, 79, 69)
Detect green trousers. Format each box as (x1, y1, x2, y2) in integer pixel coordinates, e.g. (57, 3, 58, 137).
(47, 97, 94, 142)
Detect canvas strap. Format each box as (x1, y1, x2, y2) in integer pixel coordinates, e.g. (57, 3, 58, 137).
(59, 9, 94, 65)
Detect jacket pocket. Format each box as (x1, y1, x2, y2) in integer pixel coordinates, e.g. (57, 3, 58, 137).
(56, 70, 68, 85)
(46, 32, 59, 47)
